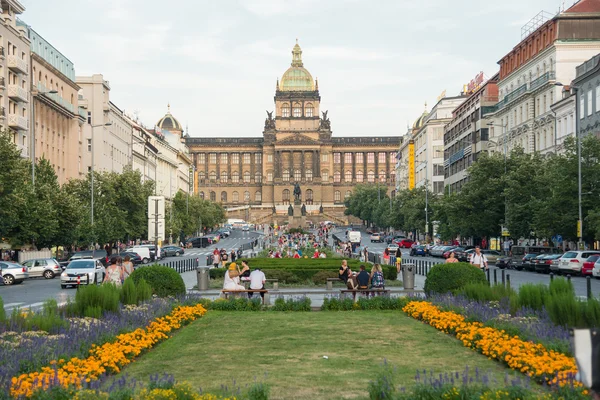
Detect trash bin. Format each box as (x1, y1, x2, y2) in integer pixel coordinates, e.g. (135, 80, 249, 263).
(196, 267, 210, 291)
(402, 264, 415, 290)
(206, 255, 213, 266)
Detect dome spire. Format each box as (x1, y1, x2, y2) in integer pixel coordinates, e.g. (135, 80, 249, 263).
(167, 102, 171, 113)
(291, 39, 303, 67)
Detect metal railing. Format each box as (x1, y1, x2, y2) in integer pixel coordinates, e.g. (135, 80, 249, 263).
(157, 258, 198, 274)
(529, 71, 555, 92)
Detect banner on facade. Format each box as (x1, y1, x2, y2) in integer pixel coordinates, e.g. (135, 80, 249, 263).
(408, 140, 415, 190)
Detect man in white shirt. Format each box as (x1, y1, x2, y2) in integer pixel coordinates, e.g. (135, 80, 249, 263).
(469, 246, 488, 271)
(249, 265, 266, 299)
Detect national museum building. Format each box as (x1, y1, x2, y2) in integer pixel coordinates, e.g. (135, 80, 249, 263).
(185, 42, 401, 225)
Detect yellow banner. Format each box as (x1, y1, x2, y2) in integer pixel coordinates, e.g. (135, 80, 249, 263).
(408, 140, 415, 190)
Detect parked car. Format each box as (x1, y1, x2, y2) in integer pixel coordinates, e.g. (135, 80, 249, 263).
(118, 251, 143, 265)
(384, 235, 395, 244)
(522, 253, 540, 271)
(387, 244, 400, 254)
(582, 255, 600, 276)
(206, 234, 220, 244)
(461, 249, 502, 265)
(370, 233, 383, 243)
(432, 246, 456, 258)
(242, 225, 250, 232)
(454, 248, 470, 262)
(61, 259, 106, 289)
(125, 247, 151, 264)
(21, 258, 62, 279)
(0, 262, 29, 285)
(186, 237, 211, 248)
(592, 258, 600, 279)
(140, 244, 161, 261)
(396, 239, 414, 248)
(442, 247, 461, 259)
(409, 245, 428, 257)
(558, 250, 600, 275)
(509, 246, 561, 270)
(162, 246, 185, 257)
(60, 250, 108, 269)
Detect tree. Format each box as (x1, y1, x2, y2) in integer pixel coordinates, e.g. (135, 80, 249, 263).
(344, 185, 381, 226)
(0, 130, 29, 243)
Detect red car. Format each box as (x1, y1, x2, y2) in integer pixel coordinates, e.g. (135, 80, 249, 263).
(395, 239, 414, 248)
(582, 255, 600, 276)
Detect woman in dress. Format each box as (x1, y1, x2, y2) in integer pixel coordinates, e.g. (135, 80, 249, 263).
(383, 248, 390, 265)
(122, 255, 135, 280)
(223, 262, 248, 291)
(104, 256, 124, 286)
(445, 252, 459, 263)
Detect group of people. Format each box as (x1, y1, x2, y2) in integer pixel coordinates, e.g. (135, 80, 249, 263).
(212, 248, 243, 268)
(443, 246, 489, 271)
(338, 260, 385, 290)
(103, 255, 135, 286)
(223, 260, 266, 298)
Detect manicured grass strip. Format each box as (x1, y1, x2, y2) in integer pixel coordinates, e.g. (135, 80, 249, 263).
(117, 311, 511, 400)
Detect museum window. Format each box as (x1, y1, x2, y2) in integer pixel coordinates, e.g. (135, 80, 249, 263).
(267, 171, 273, 182)
(221, 172, 228, 183)
(243, 171, 250, 183)
(209, 171, 216, 182)
(334, 171, 341, 183)
(283, 169, 290, 181)
(322, 170, 329, 182)
(322, 153, 329, 162)
(255, 153, 262, 164)
(282, 189, 290, 204)
(378, 152, 386, 164)
(379, 171, 386, 183)
(232, 171, 239, 183)
(306, 169, 313, 181)
(220, 153, 228, 164)
(221, 191, 227, 202)
(294, 169, 301, 181)
(355, 153, 363, 164)
(232, 191, 239, 203)
(210, 191, 216, 201)
(345, 170, 352, 182)
(255, 191, 262, 202)
(209, 153, 217, 164)
(198, 171, 205, 182)
(293, 102, 302, 117)
(344, 153, 352, 164)
(232, 153, 240, 164)
(255, 172, 262, 183)
(345, 190, 351, 200)
(356, 170, 363, 182)
(334, 153, 341, 163)
(367, 170, 375, 183)
(334, 190, 341, 203)
(243, 153, 251, 164)
(199, 191, 204, 199)
(306, 189, 313, 205)
(282, 103, 290, 117)
(367, 153, 375, 163)
(244, 191, 250, 202)
(267, 154, 273, 163)
(305, 103, 313, 117)
(389, 152, 396, 163)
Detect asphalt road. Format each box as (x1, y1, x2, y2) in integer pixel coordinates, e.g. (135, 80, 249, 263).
(0, 230, 262, 312)
(331, 227, 600, 298)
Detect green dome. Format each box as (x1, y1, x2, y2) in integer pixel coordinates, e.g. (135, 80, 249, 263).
(279, 40, 315, 92)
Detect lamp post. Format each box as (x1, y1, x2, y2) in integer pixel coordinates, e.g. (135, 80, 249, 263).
(31, 88, 58, 189)
(90, 122, 113, 234)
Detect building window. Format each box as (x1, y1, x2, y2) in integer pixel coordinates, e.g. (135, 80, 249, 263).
(345, 190, 351, 199)
(209, 171, 217, 182)
(344, 153, 352, 164)
(221, 191, 227, 202)
(255, 191, 262, 202)
(232, 191, 239, 203)
(209, 153, 217, 164)
(356, 170, 363, 182)
(243, 153, 251, 164)
(306, 169, 313, 181)
(267, 171, 273, 182)
(334, 171, 341, 183)
(354, 153, 363, 164)
(283, 169, 290, 181)
(199, 191, 205, 199)
(334, 190, 341, 202)
(305, 103, 313, 117)
(282, 189, 290, 204)
(244, 191, 250, 202)
(221, 153, 228, 164)
(433, 181, 444, 194)
(334, 153, 341, 163)
(322, 153, 329, 162)
(378, 152, 386, 164)
(389, 152, 396, 163)
(293, 102, 302, 117)
(255, 153, 262, 164)
(580, 95, 585, 119)
(345, 170, 352, 182)
(367, 170, 375, 182)
(267, 154, 273, 163)
(243, 171, 250, 183)
(588, 89, 593, 117)
(210, 191, 216, 201)
(596, 84, 600, 113)
(198, 153, 206, 164)
(282, 103, 290, 117)
(232, 171, 239, 183)
(367, 153, 375, 163)
(294, 169, 301, 181)
(198, 171, 205, 182)
(232, 153, 239, 164)
(87, 139, 91, 152)
(322, 170, 329, 182)
(306, 189, 313, 204)
(221, 172, 228, 183)
(379, 171, 386, 183)
(255, 172, 262, 183)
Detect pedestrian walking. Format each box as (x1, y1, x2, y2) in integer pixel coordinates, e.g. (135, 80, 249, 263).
(469, 246, 488, 271)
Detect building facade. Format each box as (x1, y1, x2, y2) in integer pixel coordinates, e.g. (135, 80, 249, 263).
(483, 2, 600, 155)
(573, 53, 600, 139)
(185, 42, 401, 225)
(0, 0, 30, 158)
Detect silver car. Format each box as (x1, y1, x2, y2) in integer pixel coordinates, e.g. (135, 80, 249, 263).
(22, 258, 62, 279)
(60, 259, 106, 289)
(0, 261, 30, 285)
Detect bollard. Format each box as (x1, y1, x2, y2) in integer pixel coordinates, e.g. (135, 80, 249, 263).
(550, 272, 554, 282)
(493, 269, 497, 285)
(587, 276, 592, 300)
(501, 269, 506, 287)
(506, 274, 511, 290)
(567, 274, 571, 283)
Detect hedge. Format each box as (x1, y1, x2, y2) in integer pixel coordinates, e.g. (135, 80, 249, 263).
(130, 265, 186, 297)
(423, 262, 487, 295)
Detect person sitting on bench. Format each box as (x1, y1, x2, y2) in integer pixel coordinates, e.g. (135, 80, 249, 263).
(248, 264, 266, 299)
(370, 264, 385, 289)
(339, 260, 350, 283)
(356, 265, 370, 290)
(223, 262, 248, 291)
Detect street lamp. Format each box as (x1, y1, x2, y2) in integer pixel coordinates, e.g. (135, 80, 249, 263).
(31, 88, 58, 189)
(90, 122, 113, 234)
(555, 82, 583, 248)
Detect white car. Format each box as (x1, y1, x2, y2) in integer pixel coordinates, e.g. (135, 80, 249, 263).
(558, 250, 600, 275)
(61, 259, 106, 288)
(592, 258, 600, 279)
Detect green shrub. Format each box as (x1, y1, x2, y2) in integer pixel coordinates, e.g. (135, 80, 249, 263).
(460, 283, 495, 302)
(66, 283, 120, 318)
(549, 277, 574, 297)
(271, 297, 311, 311)
(136, 278, 153, 303)
(579, 297, 600, 328)
(311, 270, 339, 284)
(424, 263, 487, 295)
(209, 297, 262, 311)
(120, 278, 137, 305)
(517, 283, 549, 311)
(9, 299, 69, 333)
(546, 292, 579, 327)
(247, 382, 270, 400)
(130, 265, 186, 297)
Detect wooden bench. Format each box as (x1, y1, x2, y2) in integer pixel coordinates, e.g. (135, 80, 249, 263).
(340, 288, 390, 301)
(326, 277, 341, 290)
(221, 289, 269, 304)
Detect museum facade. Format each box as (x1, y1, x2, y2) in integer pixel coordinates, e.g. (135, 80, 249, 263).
(185, 42, 401, 225)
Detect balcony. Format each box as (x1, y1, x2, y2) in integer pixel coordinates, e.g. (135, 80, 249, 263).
(8, 113, 28, 130)
(8, 84, 29, 103)
(7, 55, 28, 75)
(0, 77, 5, 88)
(529, 71, 556, 92)
(0, 107, 5, 118)
(481, 105, 499, 116)
(35, 82, 75, 114)
(78, 107, 87, 120)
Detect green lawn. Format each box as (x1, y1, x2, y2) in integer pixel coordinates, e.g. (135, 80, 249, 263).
(117, 311, 511, 399)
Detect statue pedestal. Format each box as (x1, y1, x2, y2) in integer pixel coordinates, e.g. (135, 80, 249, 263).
(289, 205, 306, 229)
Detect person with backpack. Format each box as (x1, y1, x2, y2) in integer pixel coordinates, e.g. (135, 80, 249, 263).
(469, 246, 488, 271)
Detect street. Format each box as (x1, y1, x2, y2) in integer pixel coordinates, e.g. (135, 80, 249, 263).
(0, 230, 262, 312)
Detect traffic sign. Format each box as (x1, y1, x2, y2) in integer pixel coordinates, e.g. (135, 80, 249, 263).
(552, 235, 563, 244)
(501, 226, 510, 237)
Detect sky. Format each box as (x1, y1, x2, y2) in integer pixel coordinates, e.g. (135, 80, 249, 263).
(21, 0, 574, 138)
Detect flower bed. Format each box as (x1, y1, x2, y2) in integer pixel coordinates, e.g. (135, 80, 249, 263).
(402, 301, 579, 386)
(10, 303, 207, 398)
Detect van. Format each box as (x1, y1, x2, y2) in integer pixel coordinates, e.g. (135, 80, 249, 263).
(186, 237, 211, 248)
(348, 231, 361, 244)
(126, 247, 151, 264)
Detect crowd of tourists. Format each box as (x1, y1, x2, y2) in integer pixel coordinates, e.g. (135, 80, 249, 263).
(338, 260, 385, 290)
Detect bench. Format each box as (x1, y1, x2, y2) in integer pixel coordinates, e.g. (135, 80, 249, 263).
(340, 288, 390, 301)
(326, 277, 341, 290)
(221, 289, 269, 305)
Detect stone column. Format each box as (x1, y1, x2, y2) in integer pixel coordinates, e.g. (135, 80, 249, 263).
(250, 152, 255, 183)
(386, 151, 390, 185)
(216, 153, 221, 177)
(301, 150, 305, 180)
(239, 152, 243, 183)
(375, 151, 379, 182)
(289, 150, 294, 180)
(227, 153, 231, 180)
(312, 150, 317, 179)
(363, 152, 367, 181)
(352, 152, 356, 181)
